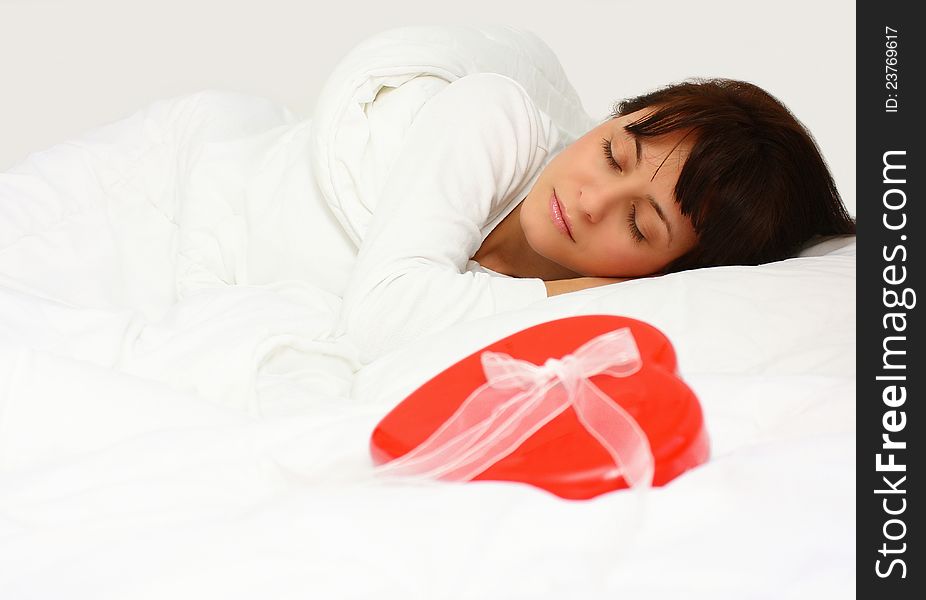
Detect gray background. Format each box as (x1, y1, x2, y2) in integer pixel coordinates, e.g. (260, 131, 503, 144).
(0, 0, 855, 214)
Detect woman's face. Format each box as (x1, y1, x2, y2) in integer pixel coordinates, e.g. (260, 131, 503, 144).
(520, 109, 699, 278)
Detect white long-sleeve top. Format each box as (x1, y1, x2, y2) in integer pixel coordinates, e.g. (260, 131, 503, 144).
(339, 73, 568, 362)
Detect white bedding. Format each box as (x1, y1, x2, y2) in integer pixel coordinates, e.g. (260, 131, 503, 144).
(0, 26, 855, 599)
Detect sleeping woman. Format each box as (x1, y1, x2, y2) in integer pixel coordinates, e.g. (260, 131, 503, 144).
(0, 39, 852, 368)
(339, 73, 855, 361)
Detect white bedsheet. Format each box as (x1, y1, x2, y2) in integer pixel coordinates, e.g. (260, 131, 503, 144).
(0, 26, 855, 599)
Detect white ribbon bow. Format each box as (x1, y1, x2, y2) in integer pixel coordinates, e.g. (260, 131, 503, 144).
(376, 327, 655, 489)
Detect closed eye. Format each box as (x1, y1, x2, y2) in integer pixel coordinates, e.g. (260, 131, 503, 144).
(627, 203, 645, 242)
(601, 138, 622, 171)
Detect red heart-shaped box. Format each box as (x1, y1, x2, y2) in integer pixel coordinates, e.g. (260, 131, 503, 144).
(370, 315, 710, 499)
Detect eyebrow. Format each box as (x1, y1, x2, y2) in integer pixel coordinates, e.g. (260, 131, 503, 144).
(633, 133, 643, 167)
(646, 194, 673, 244)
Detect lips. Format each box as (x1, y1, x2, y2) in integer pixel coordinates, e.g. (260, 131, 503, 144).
(550, 191, 575, 242)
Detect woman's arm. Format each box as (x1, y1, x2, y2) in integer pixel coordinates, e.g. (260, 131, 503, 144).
(339, 74, 556, 362)
(543, 277, 627, 297)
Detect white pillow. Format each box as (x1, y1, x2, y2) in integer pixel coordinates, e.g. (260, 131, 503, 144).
(352, 240, 855, 455)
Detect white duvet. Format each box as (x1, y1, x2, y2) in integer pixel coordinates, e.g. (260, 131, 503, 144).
(0, 26, 855, 599)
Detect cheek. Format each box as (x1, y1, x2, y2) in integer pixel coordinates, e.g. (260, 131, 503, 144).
(583, 238, 666, 277)
(580, 236, 631, 273)
(549, 142, 591, 178)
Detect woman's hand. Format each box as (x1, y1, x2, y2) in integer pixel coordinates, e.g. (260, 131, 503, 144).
(544, 276, 628, 297)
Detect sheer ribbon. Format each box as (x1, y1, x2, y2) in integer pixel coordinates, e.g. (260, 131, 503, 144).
(375, 327, 654, 489)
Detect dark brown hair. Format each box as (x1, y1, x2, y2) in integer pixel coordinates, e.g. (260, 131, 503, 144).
(614, 78, 855, 271)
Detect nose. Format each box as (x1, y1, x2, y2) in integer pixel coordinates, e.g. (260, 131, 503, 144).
(577, 180, 628, 224)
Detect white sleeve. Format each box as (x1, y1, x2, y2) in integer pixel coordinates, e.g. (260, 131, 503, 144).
(339, 73, 551, 362)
